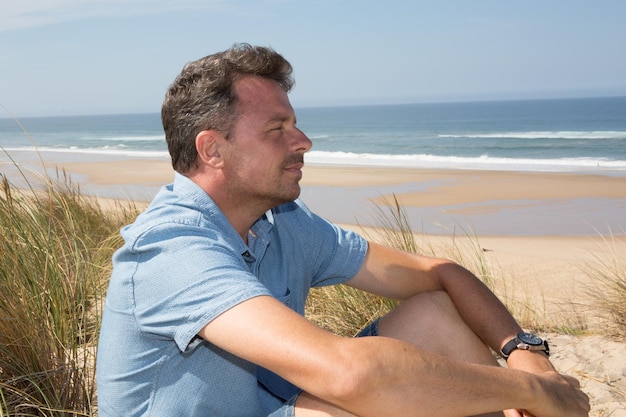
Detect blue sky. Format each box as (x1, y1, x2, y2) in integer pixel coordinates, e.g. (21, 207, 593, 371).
(1, 0, 625, 117)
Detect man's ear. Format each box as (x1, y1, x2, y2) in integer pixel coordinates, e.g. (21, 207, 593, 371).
(195, 130, 224, 168)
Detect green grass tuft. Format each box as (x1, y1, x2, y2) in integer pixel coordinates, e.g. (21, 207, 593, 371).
(0, 168, 137, 416)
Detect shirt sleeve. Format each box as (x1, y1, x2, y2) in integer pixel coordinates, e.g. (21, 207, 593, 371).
(310, 221, 369, 288)
(285, 200, 369, 288)
(120, 221, 272, 353)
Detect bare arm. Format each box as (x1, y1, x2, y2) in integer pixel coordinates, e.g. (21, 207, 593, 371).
(347, 242, 558, 371)
(345, 242, 589, 415)
(199, 293, 589, 417)
(346, 242, 522, 348)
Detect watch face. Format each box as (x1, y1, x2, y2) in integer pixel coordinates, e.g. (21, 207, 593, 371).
(518, 332, 543, 345)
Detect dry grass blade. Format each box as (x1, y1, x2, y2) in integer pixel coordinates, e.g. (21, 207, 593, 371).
(0, 155, 137, 416)
(581, 232, 626, 341)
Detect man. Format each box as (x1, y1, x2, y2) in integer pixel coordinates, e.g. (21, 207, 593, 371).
(96, 44, 589, 417)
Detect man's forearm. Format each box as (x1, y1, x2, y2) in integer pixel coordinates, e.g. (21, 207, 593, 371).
(436, 261, 523, 352)
(325, 337, 585, 417)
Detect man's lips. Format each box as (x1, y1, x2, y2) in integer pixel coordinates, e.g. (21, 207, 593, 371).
(284, 156, 305, 173)
(284, 163, 304, 176)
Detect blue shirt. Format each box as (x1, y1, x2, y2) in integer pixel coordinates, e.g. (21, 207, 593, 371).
(96, 173, 368, 416)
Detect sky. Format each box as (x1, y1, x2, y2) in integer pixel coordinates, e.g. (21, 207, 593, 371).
(1, 0, 625, 118)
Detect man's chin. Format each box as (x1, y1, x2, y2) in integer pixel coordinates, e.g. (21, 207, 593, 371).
(275, 187, 301, 206)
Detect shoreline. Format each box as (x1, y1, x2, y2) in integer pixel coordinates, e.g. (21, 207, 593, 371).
(1, 151, 625, 236)
(300, 164, 626, 237)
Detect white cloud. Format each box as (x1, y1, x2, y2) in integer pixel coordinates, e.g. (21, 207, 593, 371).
(0, 0, 229, 32)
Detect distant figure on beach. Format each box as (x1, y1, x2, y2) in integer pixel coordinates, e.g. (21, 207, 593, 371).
(96, 44, 589, 417)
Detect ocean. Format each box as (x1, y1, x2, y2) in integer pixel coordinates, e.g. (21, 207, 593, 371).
(1, 96, 625, 235)
(2, 96, 626, 176)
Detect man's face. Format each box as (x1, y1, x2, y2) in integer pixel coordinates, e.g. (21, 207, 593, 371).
(220, 76, 312, 208)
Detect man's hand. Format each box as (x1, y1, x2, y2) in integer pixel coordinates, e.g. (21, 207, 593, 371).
(505, 373, 589, 417)
(529, 371, 590, 417)
(506, 351, 589, 417)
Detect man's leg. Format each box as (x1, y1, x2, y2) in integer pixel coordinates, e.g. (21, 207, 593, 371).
(377, 290, 499, 365)
(294, 290, 507, 417)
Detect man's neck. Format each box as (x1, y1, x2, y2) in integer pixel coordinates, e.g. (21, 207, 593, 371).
(187, 173, 271, 243)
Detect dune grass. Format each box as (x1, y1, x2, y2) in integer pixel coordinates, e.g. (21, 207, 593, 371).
(581, 233, 626, 341)
(0, 159, 624, 415)
(0, 168, 137, 416)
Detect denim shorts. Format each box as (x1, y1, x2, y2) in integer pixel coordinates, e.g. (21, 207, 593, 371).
(268, 318, 381, 417)
(357, 318, 381, 337)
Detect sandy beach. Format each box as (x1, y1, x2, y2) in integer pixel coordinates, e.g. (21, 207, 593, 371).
(1, 152, 625, 414)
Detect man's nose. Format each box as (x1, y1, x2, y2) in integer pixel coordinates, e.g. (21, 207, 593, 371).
(293, 128, 312, 152)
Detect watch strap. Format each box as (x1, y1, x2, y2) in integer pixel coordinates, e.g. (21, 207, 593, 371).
(500, 335, 550, 359)
(500, 337, 520, 358)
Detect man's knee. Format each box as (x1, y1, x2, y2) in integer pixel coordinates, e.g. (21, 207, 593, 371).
(377, 291, 496, 364)
(378, 290, 460, 337)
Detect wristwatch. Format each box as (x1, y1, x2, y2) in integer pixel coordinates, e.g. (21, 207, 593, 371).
(500, 332, 549, 359)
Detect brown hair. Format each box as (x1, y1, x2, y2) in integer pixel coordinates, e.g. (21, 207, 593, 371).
(161, 43, 294, 173)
